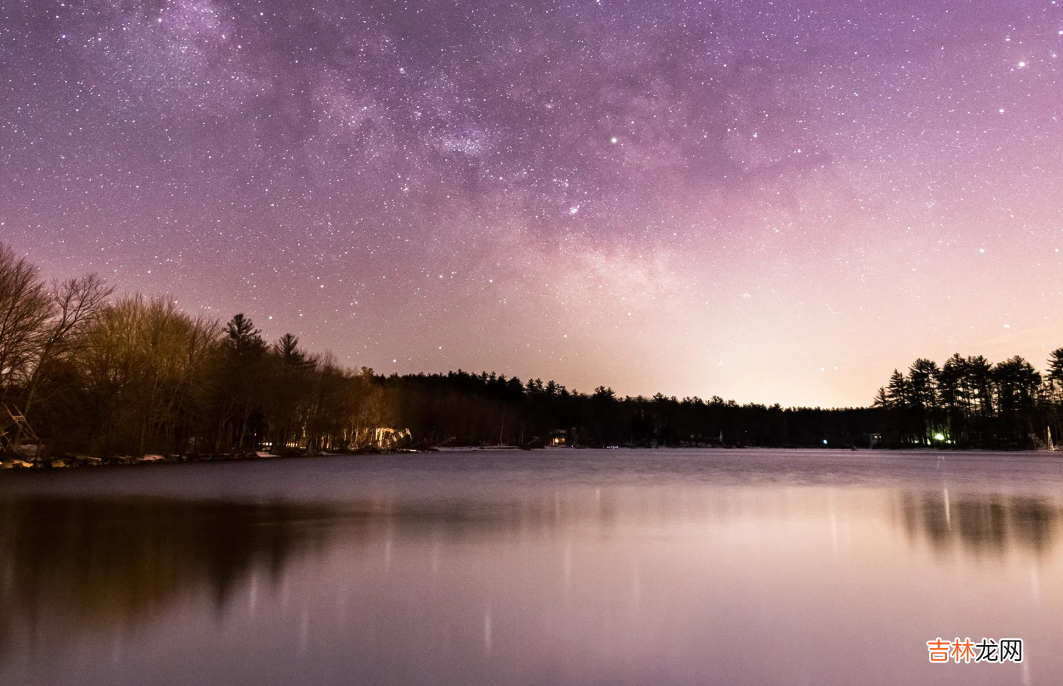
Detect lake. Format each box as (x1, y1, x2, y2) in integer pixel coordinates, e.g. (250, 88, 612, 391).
(1, 449, 1060, 685)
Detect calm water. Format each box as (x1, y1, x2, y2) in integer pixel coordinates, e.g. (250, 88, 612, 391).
(1, 449, 1061, 685)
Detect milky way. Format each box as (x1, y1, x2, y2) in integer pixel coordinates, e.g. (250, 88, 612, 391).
(2, 0, 1062, 406)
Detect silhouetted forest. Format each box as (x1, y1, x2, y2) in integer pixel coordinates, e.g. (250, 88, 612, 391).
(871, 354, 1063, 449)
(1, 243, 1061, 458)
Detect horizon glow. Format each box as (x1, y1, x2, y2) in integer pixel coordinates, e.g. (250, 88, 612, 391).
(3, 0, 1062, 407)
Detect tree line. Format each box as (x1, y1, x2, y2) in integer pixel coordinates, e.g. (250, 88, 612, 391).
(0, 242, 1059, 458)
(872, 353, 1063, 449)
(0, 243, 394, 457)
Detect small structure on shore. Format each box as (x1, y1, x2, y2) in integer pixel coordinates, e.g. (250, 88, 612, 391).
(0, 405, 39, 458)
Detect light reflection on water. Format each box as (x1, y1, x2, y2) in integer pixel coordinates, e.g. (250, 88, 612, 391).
(0, 449, 1060, 685)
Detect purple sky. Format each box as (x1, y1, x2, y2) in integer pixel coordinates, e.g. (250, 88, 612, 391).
(3, 0, 1062, 406)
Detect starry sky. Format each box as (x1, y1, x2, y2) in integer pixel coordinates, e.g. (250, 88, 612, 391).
(2, 0, 1062, 407)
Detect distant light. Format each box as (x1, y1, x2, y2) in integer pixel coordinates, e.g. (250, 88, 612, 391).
(934, 433, 945, 441)
(822, 439, 828, 445)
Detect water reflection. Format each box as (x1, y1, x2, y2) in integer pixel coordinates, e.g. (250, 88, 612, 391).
(1, 452, 1062, 686)
(4, 486, 1060, 657)
(0, 491, 613, 663)
(899, 491, 1062, 556)
(0, 497, 339, 661)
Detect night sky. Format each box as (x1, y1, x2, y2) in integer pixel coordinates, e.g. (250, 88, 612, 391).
(2, 0, 1062, 407)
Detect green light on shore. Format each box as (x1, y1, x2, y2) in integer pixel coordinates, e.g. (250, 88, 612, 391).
(934, 433, 945, 441)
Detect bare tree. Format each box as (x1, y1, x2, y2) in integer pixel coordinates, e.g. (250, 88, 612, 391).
(0, 244, 53, 399)
(79, 296, 222, 456)
(19, 275, 114, 420)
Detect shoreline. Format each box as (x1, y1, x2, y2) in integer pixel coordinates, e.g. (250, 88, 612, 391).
(4, 443, 1060, 470)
